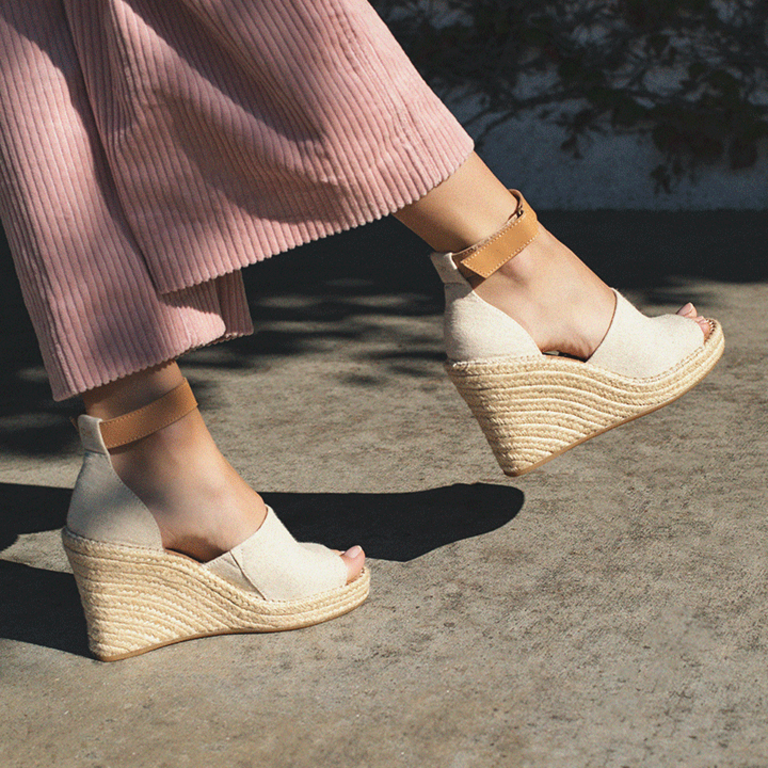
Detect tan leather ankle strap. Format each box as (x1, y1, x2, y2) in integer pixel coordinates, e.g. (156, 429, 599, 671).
(98, 379, 198, 449)
(454, 190, 539, 280)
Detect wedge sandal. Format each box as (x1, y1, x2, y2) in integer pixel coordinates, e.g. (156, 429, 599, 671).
(63, 380, 369, 661)
(431, 191, 725, 477)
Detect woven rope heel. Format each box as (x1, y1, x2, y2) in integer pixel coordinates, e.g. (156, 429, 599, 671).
(447, 320, 724, 476)
(62, 530, 370, 661)
(64, 378, 369, 660)
(431, 192, 725, 475)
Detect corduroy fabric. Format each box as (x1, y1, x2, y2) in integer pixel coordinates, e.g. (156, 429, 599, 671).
(0, 0, 474, 400)
(0, 0, 254, 400)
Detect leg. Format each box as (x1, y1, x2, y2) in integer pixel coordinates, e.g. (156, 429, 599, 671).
(82, 361, 364, 578)
(395, 153, 711, 358)
(0, 2, 366, 660)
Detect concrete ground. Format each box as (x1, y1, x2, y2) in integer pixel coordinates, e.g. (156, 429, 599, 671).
(1, 211, 766, 767)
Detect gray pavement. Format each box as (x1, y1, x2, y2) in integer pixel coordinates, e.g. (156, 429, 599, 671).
(1, 212, 766, 767)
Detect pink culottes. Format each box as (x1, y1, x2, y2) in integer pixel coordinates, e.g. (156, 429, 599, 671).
(0, 0, 473, 400)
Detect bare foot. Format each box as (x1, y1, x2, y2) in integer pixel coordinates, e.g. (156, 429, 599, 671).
(473, 223, 710, 358)
(108, 409, 365, 582)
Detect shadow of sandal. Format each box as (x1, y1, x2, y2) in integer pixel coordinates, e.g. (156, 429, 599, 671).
(0, 482, 70, 551)
(265, 483, 524, 561)
(0, 482, 89, 657)
(0, 560, 90, 657)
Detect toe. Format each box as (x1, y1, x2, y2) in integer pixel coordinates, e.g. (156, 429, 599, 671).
(695, 316, 711, 338)
(340, 545, 366, 583)
(677, 303, 711, 339)
(677, 302, 697, 319)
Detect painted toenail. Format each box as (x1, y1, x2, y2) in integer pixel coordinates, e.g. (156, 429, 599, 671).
(681, 302, 693, 313)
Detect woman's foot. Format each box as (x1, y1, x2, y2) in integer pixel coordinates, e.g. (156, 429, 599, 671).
(83, 367, 365, 582)
(395, 152, 711, 359)
(472, 223, 712, 360)
(395, 153, 709, 359)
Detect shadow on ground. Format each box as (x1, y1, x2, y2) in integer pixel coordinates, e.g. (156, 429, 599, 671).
(1, 210, 765, 458)
(0, 480, 523, 657)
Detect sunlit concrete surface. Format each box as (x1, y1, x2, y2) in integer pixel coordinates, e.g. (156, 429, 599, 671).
(1, 211, 765, 767)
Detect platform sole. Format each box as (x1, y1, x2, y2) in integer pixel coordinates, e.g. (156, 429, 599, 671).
(62, 529, 370, 661)
(447, 320, 724, 477)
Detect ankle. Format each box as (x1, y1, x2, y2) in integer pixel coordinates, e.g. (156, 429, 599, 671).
(444, 191, 520, 252)
(108, 409, 240, 505)
(108, 408, 210, 476)
(109, 412, 268, 559)
(84, 378, 269, 556)
(471, 227, 616, 359)
(83, 361, 184, 420)
(395, 153, 520, 252)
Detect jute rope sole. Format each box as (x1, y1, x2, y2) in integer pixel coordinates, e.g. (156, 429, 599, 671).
(447, 320, 724, 477)
(62, 529, 370, 661)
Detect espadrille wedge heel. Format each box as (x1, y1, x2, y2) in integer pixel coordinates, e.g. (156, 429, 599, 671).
(431, 191, 724, 477)
(62, 380, 369, 661)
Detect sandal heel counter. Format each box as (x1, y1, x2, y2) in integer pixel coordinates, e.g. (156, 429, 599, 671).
(443, 282, 540, 362)
(431, 250, 539, 361)
(66, 415, 162, 549)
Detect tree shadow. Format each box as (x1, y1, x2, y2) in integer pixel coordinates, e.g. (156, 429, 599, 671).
(1, 209, 765, 459)
(0, 480, 523, 658)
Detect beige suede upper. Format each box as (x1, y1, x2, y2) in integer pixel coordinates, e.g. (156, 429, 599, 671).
(431, 251, 540, 362)
(204, 509, 348, 601)
(431, 252, 704, 378)
(67, 415, 164, 549)
(66, 416, 348, 600)
(587, 292, 703, 378)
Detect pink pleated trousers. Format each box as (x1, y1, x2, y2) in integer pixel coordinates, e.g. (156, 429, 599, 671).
(0, 0, 473, 400)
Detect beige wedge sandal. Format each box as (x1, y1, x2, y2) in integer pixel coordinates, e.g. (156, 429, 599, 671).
(62, 380, 370, 661)
(431, 192, 725, 477)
